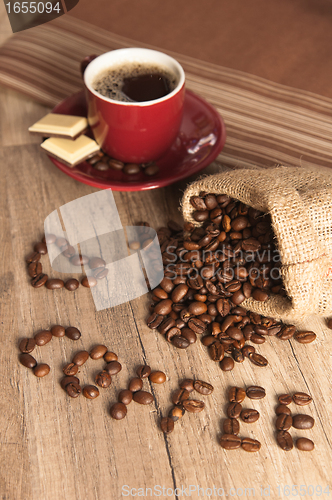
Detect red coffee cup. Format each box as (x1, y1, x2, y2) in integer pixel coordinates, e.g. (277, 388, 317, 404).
(83, 48, 185, 163)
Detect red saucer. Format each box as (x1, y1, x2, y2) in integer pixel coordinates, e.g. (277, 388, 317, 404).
(50, 89, 226, 191)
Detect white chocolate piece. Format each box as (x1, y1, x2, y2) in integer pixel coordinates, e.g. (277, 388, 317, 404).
(41, 135, 100, 167)
(29, 113, 88, 139)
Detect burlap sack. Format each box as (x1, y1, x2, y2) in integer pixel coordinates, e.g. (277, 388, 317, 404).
(181, 166, 332, 322)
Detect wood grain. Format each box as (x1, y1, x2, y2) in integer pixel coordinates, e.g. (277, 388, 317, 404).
(1, 8, 332, 499)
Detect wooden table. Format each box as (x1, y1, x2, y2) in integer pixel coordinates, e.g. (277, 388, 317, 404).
(1, 6, 331, 500)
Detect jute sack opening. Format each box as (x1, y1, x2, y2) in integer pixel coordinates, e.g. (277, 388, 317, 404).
(181, 166, 332, 322)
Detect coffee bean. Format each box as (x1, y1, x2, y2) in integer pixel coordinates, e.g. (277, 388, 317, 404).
(105, 361, 122, 375)
(104, 351, 118, 363)
(128, 377, 143, 392)
(65, 327, 81, 340)
(63, 362, 78, 376)
(242, 345, 255, 358)
(172, 336, 190, 349)
(223, 418, 240, 435)
(296, 438, 314, 451)
(275, 404, 292, 416)
(19, 338, 36, 353)
(277, 430, 293, 451)
(66, 382, 82, 398)
(277, 325, 296, 340)
(252, 289, 269, 302)
(227, 402, 242, 419)
(294, 331, 316, 344)
(226, 327, 243, 342)
(70, 254, 89, 266)
(28, 261, 42, 278)
(93, 267, 108, 279)
(34, 242, 47, 254)
(89, 257, 106, 269)
(62, 245, 76, 258)
(154, 299, 173, 315)
(123, 163, 141, 175)
(327, 318, 332, 330)
(181, 328, 197, 344)
(171, 284, 189, 303)
(34, 330, 52, 346)
(241, 409, 260, 423)
(45, 279, 64, 290)
(194, 380, 214, 396)
(188, 301, 208, 316)
(108, 158, 124, 170)
(232, 348, 244, 363)
(292, 392, 312, 406)
(180, 379, 195, 392)
(172, 388, 190, 405)
(133, 391, 154, 405)
(43, 233, 56, 244)
(220, 357, 234, 371)
(276, 414, 292, 430)
(90, 345, 108, 360)
(292, 414, 315, 429)
(110, 402, 127, 419)
(136, 365, 151, 379)
(95, 371, 112, 388)
(33, 363, 50, 377)
(50, 325, 64, 338)
(26, 251, 41, 263)
(228, 387, 246, 403)
(64, 279, 79, 291)
(166, 327, 181, 343)
(250, 333, 265, 344)
(168, 405, 185, 421)
(83, 385, 100, 399)
(145, 164, 160, 176)
(55, 237, 68, 248)
(187, 318, 206, 334)
(160, 417, 174, 434)
(248, 352, 268, 367)
(220, 434, 242, 450)
(278, 394, 292, 405)
(182, 400, 205, 413)
(241, 438, 262, 455)
(209, 342, 224, 361)
(72, 351, 89, 366)
(246, 386, 266, 400)
(61, 376, 79, 390)
(147, 313, 164, 329)
(118, 390, 133, 405)
(81, 276, 98, 288)
(31, 273, 48, 288)
(158, 317, 175, 335)
(149, 371, 166, 384)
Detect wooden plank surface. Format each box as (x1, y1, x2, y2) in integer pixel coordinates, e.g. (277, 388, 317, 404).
(1, 6, 332, 500)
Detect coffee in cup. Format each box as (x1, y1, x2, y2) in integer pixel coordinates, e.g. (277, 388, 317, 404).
(93, 63, 179, 103)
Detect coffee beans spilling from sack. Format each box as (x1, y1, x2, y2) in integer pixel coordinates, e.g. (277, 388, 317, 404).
(147, 193, 316, 371)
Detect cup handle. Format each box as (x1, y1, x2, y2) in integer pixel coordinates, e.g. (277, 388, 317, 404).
(80, 55, 98, 77)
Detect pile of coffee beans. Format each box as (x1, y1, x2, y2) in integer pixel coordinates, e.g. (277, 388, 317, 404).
(88, 151, 160, 177)
(146, 195, 317, 370)
(275, 392, 315, 451)
(220, 385, 265, 452)
(110, 365, 166, 420)
(61, 346, 121, 398)
(26, 234, 109, 290)
(160, 378, 213, 434)
(18, 324, 81, 377)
